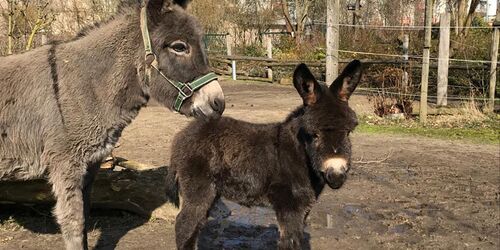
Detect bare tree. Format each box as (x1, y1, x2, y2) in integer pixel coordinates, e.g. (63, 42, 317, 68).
(280, 0, 313, 44)
(190, 0, 228, 33)
(6, 0, 14, 55)
(448, 0, 481, 37)
(24, 1, 54, 50)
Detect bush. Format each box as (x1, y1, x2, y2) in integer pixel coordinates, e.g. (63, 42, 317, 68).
(241, 44, 266, 57)
(368, 67, 415, 119)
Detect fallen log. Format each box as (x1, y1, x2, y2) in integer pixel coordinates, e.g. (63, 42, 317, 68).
(0, 163, 180, 221)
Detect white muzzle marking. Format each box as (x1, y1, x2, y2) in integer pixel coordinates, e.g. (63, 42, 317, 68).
(191, 80, 224, 116)
(322, 158, 348, 174)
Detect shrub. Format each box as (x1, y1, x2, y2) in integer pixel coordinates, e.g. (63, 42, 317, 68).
(368, 67, 415, 118)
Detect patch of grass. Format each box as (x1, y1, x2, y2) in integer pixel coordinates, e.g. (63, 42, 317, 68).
(356, 119, 499, 144)
(356, 98, 500, 144)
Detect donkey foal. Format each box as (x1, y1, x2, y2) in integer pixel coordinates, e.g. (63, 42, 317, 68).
(169, 60, 363, 250)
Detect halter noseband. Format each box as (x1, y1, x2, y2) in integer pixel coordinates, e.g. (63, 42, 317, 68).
(139, 3, 217, 112)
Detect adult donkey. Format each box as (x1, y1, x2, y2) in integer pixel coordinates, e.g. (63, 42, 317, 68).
(0, 0, 224, 249)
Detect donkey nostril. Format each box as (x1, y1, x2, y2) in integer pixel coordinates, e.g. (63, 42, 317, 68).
(325, 168, 347, 189)
(212, 98, 225, 114)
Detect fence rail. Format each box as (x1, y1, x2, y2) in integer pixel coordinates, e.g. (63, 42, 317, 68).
(209, 55, 490, 81)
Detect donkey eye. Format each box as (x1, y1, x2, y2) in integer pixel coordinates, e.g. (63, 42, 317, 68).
(169, 42, 188, 53)
(312, 133, 320, 140)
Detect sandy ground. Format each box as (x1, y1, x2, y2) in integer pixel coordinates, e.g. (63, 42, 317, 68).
(0, 80, 498, 250)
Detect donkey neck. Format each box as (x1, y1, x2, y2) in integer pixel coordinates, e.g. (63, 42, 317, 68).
(60, 10, 148, 124)
(277, 116, 307, 166)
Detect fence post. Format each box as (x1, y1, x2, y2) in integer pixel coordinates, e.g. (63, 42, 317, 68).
(326, 0, 340, 84)
(437, 10, 450, 106)
(226, 34, 236, 80)
(488, 11, 499, 112)
(226, 33, 232, 56)
(403, 35, 409, 61)
(402, 34, 409, 91)
(419, 0, 433, 123)
(231, 60, 237, 81)
(266, 34, 273, 82)
(40, 29, 48, 46)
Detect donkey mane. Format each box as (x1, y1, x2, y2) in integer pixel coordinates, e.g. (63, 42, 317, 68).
(284, 106, 305, 123)
(284, 102, 358, 131)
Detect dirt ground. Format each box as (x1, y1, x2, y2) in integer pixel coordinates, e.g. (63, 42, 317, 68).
(1, 80, 498, 250)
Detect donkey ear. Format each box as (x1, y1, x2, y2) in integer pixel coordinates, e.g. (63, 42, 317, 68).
(330, 60, 362, 102)
(147, 0, 171, 21)
(293, 63, 321, 106)
(147, 0, 190, 20)
(173, 0, 191, 9)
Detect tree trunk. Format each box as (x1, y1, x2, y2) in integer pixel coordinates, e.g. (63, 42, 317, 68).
(26, 21, 41, 51)
(459, 0, 480, 37)
(7, 0, 14, 55)
(295, 0, 311, 45)
(0, 164, 179, 221)
(451, 0, 480, 38)
(280, 0, 295, 35)
(295, 0, 302, 44)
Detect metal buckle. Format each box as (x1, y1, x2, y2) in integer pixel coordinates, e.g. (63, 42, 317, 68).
(180, 84, 193, 97)
(145, 53, 156, 66)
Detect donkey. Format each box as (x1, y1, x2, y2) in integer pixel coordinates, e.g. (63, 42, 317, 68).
(168, 60, 363, 249)
(0, 0, 224, 249)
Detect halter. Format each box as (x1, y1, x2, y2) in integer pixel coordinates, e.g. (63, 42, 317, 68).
(139, 3, 218, 112)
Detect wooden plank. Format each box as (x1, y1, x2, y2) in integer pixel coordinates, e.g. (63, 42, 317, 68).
(237, 75, 273, 83)
(209, 57, 232, 64)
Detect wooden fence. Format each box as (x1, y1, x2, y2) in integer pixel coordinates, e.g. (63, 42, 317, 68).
(208, 55, 489, 83)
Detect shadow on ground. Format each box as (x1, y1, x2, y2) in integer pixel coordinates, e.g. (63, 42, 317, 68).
(0, 200, 303, 249)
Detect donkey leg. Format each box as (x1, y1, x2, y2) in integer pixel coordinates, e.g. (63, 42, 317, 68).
(175, 182, 216, 250)
(276, 210, 306, 250)
(82, 163, 100, 249)
(49, 160, 88, 250)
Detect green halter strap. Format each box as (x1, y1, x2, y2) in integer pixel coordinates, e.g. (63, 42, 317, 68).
(139, 2, 218, 112)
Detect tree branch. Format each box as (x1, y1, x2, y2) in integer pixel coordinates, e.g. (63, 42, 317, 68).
(280, 0, 295, 35)
(354, 151, 393, 165)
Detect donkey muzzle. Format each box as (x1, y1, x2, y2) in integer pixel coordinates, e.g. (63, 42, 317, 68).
(191, 80, 225, 120)
(322, 158, 349, 189)
(324, 168, 347, 189)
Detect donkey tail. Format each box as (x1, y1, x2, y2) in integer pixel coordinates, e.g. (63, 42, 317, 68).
(165, 167, 179, 208)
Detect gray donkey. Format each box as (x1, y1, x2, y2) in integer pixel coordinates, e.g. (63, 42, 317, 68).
(0, 0, 224, 249)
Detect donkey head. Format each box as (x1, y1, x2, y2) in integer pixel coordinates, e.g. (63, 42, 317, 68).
(293, 60, 362, 189)
(144, 0, 224, 119)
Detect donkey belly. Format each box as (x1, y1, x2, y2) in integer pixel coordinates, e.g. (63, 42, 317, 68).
(0, 158, 45, 181)
(0, 100, 49, 181)
(217, 166, 271, 207)
(0, 125, 46, 181)
(0, 123, 46, 181)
